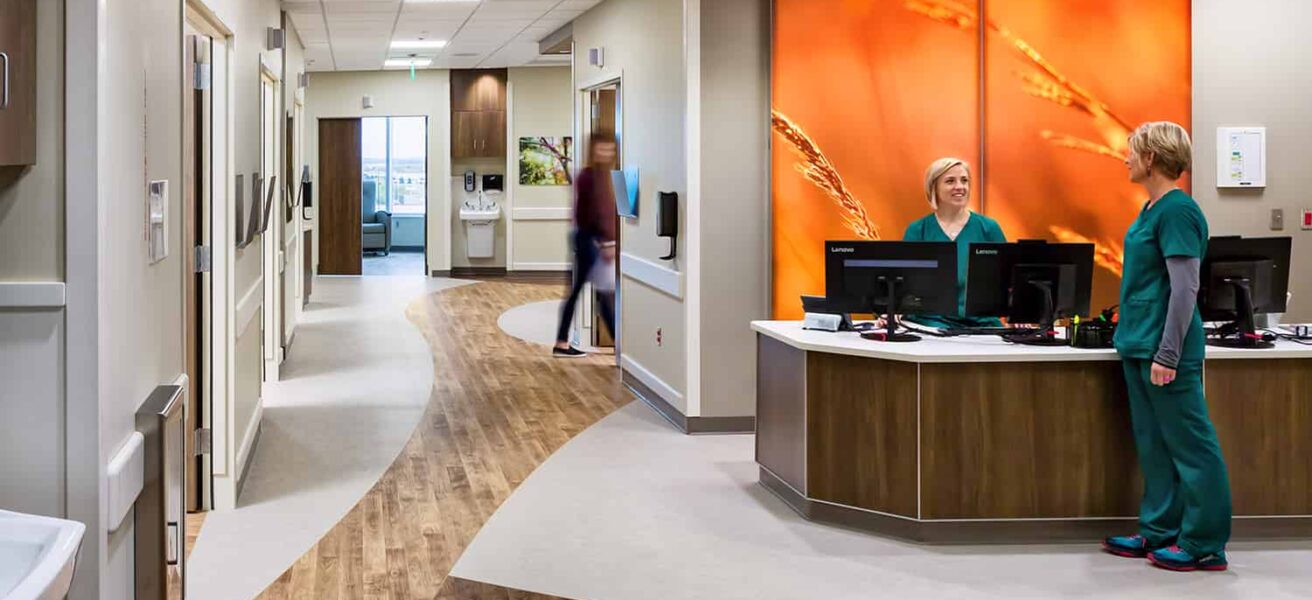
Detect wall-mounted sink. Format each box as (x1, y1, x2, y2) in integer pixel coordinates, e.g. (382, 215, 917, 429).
(0, 510, 86, 600)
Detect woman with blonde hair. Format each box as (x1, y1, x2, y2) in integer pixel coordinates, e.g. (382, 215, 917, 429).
(1102, 121, 1231, 571)
(901, 157, 1007, 329)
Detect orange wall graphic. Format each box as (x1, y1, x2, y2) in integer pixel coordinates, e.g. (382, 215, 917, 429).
(772, 0, 1191, 319)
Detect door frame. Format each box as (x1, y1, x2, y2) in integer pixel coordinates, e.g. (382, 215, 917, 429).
(259, 66, 282, 382)
(575, 71, 624, 360)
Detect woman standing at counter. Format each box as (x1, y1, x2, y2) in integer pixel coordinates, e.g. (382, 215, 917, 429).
(1103, 122, 1232, 571)
(902, 158, 1007, 328)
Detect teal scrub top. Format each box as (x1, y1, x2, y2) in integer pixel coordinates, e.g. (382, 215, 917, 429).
(902, 212, 1007, 329)
(1113, 189, 1209, 368)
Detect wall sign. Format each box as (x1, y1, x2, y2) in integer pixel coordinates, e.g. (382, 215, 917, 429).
(1216, 127, 1266, 188)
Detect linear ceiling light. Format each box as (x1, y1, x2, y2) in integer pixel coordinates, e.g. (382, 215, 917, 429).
(391, 40, 448, 49)
(385, 58, 433, 68)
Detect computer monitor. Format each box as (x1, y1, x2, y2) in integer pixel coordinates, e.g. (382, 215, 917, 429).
(1199, 236, 1292, 349)
(823, 241, 958, 342)
(965, 240, 1094, 346)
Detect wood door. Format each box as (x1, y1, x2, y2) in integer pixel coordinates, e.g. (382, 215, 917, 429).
(0, 0, 36, 166)
(451, 111, 479, 159)
(318, 118, 363, 275)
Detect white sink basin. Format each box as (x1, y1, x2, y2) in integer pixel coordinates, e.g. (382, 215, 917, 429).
(0, 510, 86, 600)
(459, 206, 501, 221)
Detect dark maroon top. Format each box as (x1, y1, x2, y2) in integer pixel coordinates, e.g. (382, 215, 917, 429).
(574, 167, 617, 243)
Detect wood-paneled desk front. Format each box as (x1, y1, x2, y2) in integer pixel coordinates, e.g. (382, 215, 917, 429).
(752, 321, 1312, 543)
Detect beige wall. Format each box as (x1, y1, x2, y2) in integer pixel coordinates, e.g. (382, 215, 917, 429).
(452, 156, 507, 269)
(1193, 0, 1312, 321)
(574, 0, 689, 404)
(0, 0, 64, 280)
(697, 0, 770, 418)
(99, 0, 185, 595)
(305, 69, 452, 271)
(509, 66, 573, 270)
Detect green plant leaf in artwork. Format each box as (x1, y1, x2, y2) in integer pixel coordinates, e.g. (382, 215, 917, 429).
(518, 136, 573, 186)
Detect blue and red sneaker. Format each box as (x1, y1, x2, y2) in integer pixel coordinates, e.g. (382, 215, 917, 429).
(1147, 545, 1228, 572)
(1101, 534, 1167, 558)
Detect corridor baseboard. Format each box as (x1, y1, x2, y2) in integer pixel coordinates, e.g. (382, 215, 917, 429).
(622, 369, 754, 435)
(451, 267, 509, 279)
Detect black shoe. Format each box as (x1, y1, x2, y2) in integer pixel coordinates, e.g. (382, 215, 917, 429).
(552, 346, 587, 358)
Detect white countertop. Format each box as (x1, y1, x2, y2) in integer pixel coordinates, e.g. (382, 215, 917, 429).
(751, 321, 1312, 364)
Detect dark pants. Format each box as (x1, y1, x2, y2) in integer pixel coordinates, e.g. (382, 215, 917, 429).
(556, 230, 616, 344)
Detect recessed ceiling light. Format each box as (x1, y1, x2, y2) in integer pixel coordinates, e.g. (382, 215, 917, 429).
(385, 58, 433, 68)
(391, 40, 447, 49)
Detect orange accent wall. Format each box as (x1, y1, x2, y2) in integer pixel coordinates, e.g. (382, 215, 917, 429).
(772, 0, 1191, 319)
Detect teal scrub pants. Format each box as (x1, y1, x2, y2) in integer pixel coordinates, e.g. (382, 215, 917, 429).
(1122, 359, 1232, 555)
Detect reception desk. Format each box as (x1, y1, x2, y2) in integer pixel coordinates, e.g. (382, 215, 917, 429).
(752, 321, 1312, 543)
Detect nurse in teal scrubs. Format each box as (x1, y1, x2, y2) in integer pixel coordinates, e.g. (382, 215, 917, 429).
(902, 158, 1007, 329)
(1102, 122, 1232, 571)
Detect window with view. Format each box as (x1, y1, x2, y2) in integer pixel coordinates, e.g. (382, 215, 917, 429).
(362, 116, 428, 215)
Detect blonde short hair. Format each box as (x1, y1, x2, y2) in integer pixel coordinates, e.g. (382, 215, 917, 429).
(924, 158, 970, 209)
(1129, 121, 1192, 180)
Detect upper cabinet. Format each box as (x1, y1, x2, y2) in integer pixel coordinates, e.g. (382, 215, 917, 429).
(0, 0, 36, 167)
(451, 69, 507, 112)
(450, 69, 507, 159)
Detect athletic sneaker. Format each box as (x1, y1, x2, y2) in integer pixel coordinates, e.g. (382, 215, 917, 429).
(1102, 534, 1169, 558)
(1148, 545, 1228, 572)
(552, 346, 588, 358)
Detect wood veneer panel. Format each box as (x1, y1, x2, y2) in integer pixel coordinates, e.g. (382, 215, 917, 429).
(920, 361, 1138, 519)
(806, 353, 918, 518)
(317, 118, 362, 275)
(1206, 358, 1312, 516)
(755, 335, 807, 493)
(0, 0, 36, 166)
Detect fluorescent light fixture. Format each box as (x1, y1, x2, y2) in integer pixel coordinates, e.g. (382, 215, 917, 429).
(391, 40, 447, 49)
(385, 58, 433, 68)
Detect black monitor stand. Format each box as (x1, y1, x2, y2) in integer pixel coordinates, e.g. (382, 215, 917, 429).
(1003, 279, 1068, 347)
(865, 275, 921, 343)
(1209, 277, 1274, 349)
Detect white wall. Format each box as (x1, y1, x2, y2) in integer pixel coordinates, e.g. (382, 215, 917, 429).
(1193, 0, 1312, 321)
(97, 0, 185, 596)
(696, 0, 770, 418)
(574, 0, 690, 409)
(305, 69, 453, 272)
(509, 66, 573, 271)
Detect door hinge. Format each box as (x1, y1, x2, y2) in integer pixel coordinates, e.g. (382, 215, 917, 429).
(194, 245, 212, 273)
(194, 428, 212, 456)
(194, 64, 212, 90)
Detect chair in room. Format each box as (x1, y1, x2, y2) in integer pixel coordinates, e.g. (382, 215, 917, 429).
(362, 179, 392, 255)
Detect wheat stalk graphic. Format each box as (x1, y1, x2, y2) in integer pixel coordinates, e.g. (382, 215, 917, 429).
(1050, 225, 1125, 277)
(772, 110, 881, 240)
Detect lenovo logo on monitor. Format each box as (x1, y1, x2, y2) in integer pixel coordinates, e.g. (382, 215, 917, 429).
(830, 246, 856, 253)
(974, 248, 999, 255)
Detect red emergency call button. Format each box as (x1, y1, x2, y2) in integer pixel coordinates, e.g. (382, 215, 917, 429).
(1303, 210, 1312, 230)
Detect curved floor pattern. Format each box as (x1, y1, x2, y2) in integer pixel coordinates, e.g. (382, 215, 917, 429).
(452, 402, 1312, 600)
(256, 281, 631, 599)
(187, 276, 471, 600)
(497, 299, 599, 351)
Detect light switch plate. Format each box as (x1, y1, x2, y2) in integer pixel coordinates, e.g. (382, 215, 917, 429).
(1271, 208, 1284, 231)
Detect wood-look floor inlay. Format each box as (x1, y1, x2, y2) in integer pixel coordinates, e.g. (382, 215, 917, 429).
(257, 281, 628, 599)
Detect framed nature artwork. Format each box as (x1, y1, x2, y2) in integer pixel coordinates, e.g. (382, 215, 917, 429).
(519, 136, 573, 186)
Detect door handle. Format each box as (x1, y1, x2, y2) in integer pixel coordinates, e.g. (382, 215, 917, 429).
(1, 52, 10, 110)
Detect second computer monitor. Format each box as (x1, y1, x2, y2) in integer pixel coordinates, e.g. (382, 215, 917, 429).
(965, 240, 1094, 327)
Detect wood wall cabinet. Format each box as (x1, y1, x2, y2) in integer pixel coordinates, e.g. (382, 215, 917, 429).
(0, 0, 37, 167)
(450, 69, 507, 159)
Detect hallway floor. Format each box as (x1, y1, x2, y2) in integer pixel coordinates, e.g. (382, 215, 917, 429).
(363, 249, 426, 276)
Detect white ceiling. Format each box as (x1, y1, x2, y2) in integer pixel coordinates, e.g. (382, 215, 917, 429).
(284, 0, 599, 72)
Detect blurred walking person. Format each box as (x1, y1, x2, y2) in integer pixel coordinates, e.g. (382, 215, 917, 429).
(554, 134, 618, 357)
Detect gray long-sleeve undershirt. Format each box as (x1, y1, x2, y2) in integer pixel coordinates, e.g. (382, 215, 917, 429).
(1154, 256, 1201, 369)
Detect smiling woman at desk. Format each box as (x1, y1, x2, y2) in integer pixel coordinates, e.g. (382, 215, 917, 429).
(902, 158, 1007, 329)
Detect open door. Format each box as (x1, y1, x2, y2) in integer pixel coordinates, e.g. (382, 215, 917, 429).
(317, 118, 364, 275)
(586, 83, 622, 350)
(182, 29, 214, 512)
